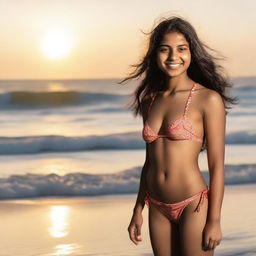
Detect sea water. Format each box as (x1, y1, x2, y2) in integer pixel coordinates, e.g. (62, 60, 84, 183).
(0, 78, 255, 199)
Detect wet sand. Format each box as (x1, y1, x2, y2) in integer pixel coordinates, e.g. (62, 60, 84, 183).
(0, 184, 255, 256)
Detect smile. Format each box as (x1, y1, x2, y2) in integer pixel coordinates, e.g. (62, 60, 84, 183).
(166, 63, 183, 67)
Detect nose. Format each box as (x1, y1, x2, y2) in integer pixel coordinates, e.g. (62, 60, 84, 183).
(167, 49, 178, 61)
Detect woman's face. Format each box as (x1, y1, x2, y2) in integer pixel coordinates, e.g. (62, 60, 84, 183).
(156, 32, 191, 78)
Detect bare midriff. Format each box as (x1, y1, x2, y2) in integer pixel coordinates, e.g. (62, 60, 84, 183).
(145, 138, 207, 204)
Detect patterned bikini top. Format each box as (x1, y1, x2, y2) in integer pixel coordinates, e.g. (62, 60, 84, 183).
(142, 83, 203, 144)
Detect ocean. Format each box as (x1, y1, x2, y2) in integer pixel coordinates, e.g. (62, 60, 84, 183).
(0, 78, 255, 199)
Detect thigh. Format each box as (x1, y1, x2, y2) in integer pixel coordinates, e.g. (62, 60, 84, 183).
(179, 195, 214, 256)
(148, 202, 181, 256)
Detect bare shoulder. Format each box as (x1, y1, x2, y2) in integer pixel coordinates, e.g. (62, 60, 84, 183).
(195, 84, 224, 114)
(195, 83, 220, 100)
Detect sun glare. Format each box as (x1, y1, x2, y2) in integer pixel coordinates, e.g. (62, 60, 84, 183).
(41, 28, 73, 60)
(49, 205, 69, 238)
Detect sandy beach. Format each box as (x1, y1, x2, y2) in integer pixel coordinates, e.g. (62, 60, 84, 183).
(0, 184, 255, 256)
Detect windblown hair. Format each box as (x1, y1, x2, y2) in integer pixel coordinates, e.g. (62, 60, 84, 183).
(119, 15, 238, 151)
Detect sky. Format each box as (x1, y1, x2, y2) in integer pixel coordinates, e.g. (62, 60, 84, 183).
(0, 0, 255, 79)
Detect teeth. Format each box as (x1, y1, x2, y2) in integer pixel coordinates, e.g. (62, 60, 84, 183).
(167, 63, 181, 67)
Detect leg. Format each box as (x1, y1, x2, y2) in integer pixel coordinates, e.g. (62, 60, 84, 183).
(148, 202, 181, 256)
(179, 194, 214, 256)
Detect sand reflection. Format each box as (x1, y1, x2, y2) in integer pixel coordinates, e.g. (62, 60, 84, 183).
(54, 243, 80, 255)
(49, 205, 69, 238)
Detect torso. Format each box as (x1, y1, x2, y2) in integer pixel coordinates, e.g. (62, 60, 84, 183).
(141, 83, 210, 203)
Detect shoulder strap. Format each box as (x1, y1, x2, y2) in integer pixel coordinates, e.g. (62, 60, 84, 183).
(183, 83, 197, 117)
(148, 92, 157, 114)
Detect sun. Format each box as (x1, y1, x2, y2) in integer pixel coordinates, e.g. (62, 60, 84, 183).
(41, 28, 73, 60)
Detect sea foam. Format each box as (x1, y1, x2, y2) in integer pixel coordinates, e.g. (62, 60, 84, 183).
(0, 131, 255, 155)
(0, 164, 255, 200)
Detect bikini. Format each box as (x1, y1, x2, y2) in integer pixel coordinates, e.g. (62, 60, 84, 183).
(142, 82, 203, 144)
(144, 189, 209, 223)
(142, 82, 209, 223)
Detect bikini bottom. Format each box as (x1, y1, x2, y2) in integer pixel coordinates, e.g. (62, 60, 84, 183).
(144, 188, 209, 223)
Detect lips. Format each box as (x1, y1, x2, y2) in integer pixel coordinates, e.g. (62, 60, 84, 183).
(166, 63, 183, 69)
(166, 63, 183, 66)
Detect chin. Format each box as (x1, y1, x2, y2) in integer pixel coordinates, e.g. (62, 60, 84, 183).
(164, 70, 187, 78)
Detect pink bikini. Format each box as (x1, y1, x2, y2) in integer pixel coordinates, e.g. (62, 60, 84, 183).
(142, 82, 203, 144)
(144, 189, 209, 223)
(142, 83, 208, 223)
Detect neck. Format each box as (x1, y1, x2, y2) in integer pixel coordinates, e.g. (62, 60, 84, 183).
(164, 73, 193, 93)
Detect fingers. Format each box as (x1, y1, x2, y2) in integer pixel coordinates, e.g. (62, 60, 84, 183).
(203, 238, 222, 250)
(203, 236, 210, 250)
(128, 225, 142, 245)
(136, 225, 142, 241)
(208, 238, 215, 250)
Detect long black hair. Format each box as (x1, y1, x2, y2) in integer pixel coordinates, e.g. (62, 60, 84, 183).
(119, 15, 238, 151)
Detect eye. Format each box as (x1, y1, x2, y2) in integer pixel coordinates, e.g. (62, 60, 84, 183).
(159, 48, 168, 52)
(179, 47, 187, 51)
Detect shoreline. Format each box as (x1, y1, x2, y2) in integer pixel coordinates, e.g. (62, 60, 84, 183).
(0, 183, 255, 203)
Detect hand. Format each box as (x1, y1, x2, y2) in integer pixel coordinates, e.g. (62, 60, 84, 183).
(127, 210, 143, 245)
(202, 220, 222, 251)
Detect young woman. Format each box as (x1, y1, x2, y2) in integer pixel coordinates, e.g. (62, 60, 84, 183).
(120, 16, 237, 255)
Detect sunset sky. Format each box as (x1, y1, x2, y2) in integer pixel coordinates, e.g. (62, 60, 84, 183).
(0, 0, 255, 79)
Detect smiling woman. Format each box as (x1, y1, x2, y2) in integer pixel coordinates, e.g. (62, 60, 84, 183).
(121, 15, 237, 256)
(40, 28, 73, 60)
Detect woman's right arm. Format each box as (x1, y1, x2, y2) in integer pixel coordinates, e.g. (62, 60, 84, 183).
(133, 97, 150, 214)
(133, 144, 150, 214)
(128, 98, 150, 245)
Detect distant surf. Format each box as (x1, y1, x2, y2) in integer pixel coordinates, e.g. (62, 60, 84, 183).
(0, 130, 255, 155)
(0, 164, 255, 200)
(0, 91, 126, 109)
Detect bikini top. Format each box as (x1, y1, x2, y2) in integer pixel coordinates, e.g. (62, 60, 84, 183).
(142, 83, 203, 144)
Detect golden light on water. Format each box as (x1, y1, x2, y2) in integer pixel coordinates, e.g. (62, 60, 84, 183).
(41, 28, 73, 60)
(49, 205, 69, 238)
(54, 244, 80, 255)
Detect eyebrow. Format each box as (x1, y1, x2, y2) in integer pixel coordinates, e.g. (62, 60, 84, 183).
(159, 44, 189, 47)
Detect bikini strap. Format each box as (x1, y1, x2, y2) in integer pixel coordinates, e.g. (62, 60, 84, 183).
(195, 189, 209, 212)
(183, 83, 197, 117)
(147, 92, 157, 115)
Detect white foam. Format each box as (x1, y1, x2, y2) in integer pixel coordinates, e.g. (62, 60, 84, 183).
(0, 130, 255, 155)
(0, 164, 255, 200)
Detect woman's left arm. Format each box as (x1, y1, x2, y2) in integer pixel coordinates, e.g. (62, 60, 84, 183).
(203, 90, 226, 250)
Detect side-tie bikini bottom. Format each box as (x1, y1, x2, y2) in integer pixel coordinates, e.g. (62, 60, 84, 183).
(144, 188, 209, 223)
